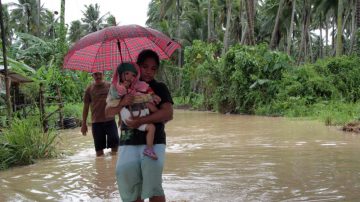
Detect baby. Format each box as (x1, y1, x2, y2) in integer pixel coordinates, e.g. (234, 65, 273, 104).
(107, 62, 160, 160)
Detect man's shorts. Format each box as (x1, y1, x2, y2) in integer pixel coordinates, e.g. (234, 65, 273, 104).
(91, 120, 119, 151)
(116, 144, 166, 202)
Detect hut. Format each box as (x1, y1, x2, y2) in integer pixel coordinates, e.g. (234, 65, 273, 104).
(0, 65, 34, 112)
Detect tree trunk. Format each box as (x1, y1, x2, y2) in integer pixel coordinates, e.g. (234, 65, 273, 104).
(320, 13, 323, 58)
(308, 29, 313, 62)
(37, 0, 40, 37)
(241, 25, 248, 44)
(58, 0, 66, 65)
(177, 0, 182, 67)
(336, 0, 343, 56)
(207, 0, 212, 41)
(245, 0, 255, 45)
(342, 6, 351, 34)
(222, 0, 232, 55)
(238, 0, 243, 43)
(287, 0, 296, 55)
(270, 0, 285, 49)
(325, 14, 329, 56)
(241, 1, 247, 44)
(357, 0, 360, 27)
(0, 0, 12, 122)
(297, 0, 310, 64)
(350, 0, 356, 54)
(332, 12, 335, 53)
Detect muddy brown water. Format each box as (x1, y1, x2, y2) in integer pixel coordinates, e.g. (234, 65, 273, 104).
(1, 110, 360, 201)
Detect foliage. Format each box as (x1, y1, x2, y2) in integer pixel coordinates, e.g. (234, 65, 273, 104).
(11, 32, 57, 69)
(181, 40, 222, 110)
(213, 43, 293, 113)
(36, 63, 92, 103)
(0, 117, 59, 170)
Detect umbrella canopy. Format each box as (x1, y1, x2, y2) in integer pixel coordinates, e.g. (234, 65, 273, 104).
(63, 24, 181, 72)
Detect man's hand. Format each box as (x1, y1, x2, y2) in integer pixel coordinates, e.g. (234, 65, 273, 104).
(152, 95, 161, 104)
(125, 117, 142, 129)
(81, 122, 88, 136)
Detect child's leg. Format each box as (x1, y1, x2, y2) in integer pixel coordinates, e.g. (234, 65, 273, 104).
(145, 123, 155, 148)
(143, 123, 157, 160)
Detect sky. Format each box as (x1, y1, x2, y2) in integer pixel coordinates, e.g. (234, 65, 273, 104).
(2, 0, 152, 26)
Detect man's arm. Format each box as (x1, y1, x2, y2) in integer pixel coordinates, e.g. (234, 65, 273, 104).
(126, 102, 173, 129)
(81, 102, 90, 136)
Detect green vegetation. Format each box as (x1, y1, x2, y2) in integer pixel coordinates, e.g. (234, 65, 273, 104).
(0, 117, 58, 170)
(171, 42, 360, 126)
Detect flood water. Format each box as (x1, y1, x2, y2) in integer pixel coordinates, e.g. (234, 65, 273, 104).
(1, 110, 360, 201)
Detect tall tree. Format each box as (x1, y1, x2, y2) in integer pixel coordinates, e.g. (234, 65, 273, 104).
(349, 0, 356, 54)
(287, 0, 296, 55)
(245, 0, 255, 45)
(8, 0, 42, 35)
(207, 0, 213, 41)
(222, 0, 232, 54)
(336, 0, 343, 56)
(176, 0, 182, 67)
(0, 0, 12, 121)
(68, 20, 83, 43)
(81, 3, 108, 33)
(298, 0, 311, 63)
(270, 0, 285, 49)
(357, 0, 360, 27)
(57, 0, 66, 67)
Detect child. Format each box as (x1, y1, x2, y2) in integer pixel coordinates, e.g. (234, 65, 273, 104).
(107, 62, 160, 160)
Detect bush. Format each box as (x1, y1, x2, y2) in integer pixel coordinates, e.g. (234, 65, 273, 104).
(0, 116, 59, 170)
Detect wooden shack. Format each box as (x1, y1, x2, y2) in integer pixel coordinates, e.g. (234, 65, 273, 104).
(0, 65, 34, 112)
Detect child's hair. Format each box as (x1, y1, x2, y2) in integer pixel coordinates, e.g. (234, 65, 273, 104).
(116, 62, 138, 82)
(136, 49, 160, 67)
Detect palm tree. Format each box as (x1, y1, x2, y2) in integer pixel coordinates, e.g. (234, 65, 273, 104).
(68, 20, 83, 43)
(57, 0, 66, 66)
(336, 0, 343, 56)
(222, 0, 232, 54)
(207, 0, 213, 41)
(270, 0, 285, 49)
(42, 10, 59, 40)
(8, 0, 40, 35)
(245, 0, 255, 45)
(357, 0, 360, 27)
(298, 0, 311, 63)
(349, 0, 356, 54)
(287, 0, 296, 55)
(106, 14, 117, 26)
(1, 3, 13, 46)
(81, 3, 108, 33)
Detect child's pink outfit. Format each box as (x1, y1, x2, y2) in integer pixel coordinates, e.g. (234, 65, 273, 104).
(106, 62, 157, 160)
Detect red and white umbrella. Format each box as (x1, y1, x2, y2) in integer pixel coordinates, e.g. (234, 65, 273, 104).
(63, 24, 181, 72)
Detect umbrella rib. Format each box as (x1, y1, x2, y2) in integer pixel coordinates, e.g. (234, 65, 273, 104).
(123, 40, 134, 62)
(91, 30, 112, 72)
(148, 37, 173, 58)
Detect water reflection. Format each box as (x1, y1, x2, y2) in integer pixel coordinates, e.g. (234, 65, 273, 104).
(0, 110, 360, 201)
(90, 156, 118, 200)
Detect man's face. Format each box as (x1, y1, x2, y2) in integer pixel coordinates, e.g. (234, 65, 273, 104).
(139, 58, 158, 82)
(92, 72, 104, 84)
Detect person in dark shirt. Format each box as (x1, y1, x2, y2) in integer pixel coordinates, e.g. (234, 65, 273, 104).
(106, 50, 173, 202)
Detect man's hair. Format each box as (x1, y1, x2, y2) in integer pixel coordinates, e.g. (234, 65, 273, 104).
(136, 49, 160, 67)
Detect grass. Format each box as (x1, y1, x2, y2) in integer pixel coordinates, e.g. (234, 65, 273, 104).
(0, 116, 59, 170)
